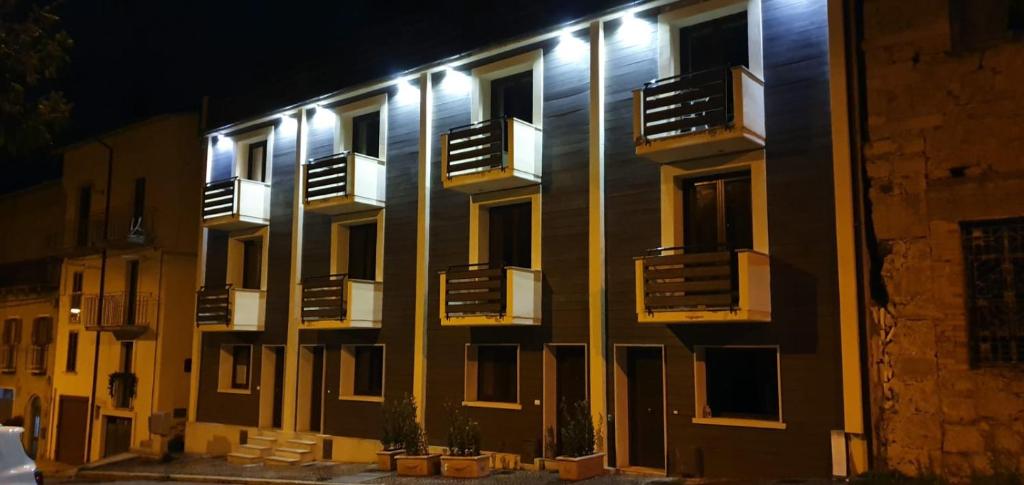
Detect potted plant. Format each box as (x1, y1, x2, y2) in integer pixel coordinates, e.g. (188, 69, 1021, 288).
(107, 371, 137, 408)
(394, 396, 440, 476)
(555, 400, 606, 481)
(441, 404, 490, 478)
(376, 395, 411, 471)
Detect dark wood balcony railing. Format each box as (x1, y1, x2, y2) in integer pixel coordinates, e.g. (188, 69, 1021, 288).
(446, 118, 507, 178)
(444, 263, 506, 317)
(83, 293, 153, 339)
(639, 246, 738, 313)
(639, 67, 732, 141)
(301, 274, 346, 322)
(196, 285, 231, 326)
(28, 345, 46, 374)
(304, 152, 349, 203)
(202, 177, 238, 220)
(0, 345, 15, 372)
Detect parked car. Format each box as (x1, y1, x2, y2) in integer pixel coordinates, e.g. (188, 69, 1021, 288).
(0, 426, 42, 485)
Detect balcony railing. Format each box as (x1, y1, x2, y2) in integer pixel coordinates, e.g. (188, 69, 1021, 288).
(635, 246, 771, 323)
(202, 177, 270, 230)
(83, 293, 153, 340)
(633, 66, 765, 163)
(302, 274, 346, 322)
(28, 345, 46, 375)
(196, 285, 231, 326)
(441, 117, 541, 194)
(0, 345, 15, 373)
(303, 151, 386, 215)
(444, 263, 507, 317)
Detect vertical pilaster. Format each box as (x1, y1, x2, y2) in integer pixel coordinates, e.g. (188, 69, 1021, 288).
(587, 20, 608, 454)
(283, 109, 307, 433)
(412, 73, 433, 425)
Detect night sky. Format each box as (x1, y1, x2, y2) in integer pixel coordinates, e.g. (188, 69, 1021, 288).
(2, 0, 627, 193)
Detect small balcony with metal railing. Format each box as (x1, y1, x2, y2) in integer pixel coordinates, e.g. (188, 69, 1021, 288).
(195, 284, 265, 332)
(303, 151, 386, 215)
(202, 177, 271, 230)
(439, 263, 541, 326)
(441, 116, 541, 194)
(300, 274, 382, 329)
(83, 292, 154, 340)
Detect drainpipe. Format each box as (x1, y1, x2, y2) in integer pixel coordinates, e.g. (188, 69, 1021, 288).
(84, 138, 113, 463)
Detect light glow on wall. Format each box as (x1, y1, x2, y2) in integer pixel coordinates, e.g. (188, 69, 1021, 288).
(280, 113, 298, 133)
(441, 66, 471, 94)
(310, 106, 335, 129)
(396, 78, 420, 104)
(616, 10, 652, 47)
(555, 28, 588, 62)
(213, 134, 232, 151)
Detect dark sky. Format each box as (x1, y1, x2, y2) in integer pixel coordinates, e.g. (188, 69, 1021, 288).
(3, 0, 628, 193)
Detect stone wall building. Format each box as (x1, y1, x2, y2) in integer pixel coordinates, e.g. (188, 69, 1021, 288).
(859, 0, 1024, 478)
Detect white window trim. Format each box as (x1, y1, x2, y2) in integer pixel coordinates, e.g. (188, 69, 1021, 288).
(217, 344, 253, 394)
(463, 343, 522, 410)
(339, 344, 385, 402)
(226, 227, 270, 290)
(232, 126, 275, 184)
(470, 49, 544, 128)
(692, 345, 785, 430)
(329, 210, 385, 281)
(657, 0, 764, 80)
(332, 93, 388, 160)
(659, 150, 769, 254)
(468, 186, 541, 270)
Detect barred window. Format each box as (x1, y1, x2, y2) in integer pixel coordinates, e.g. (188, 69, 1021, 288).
(962, 218, 1024, 366)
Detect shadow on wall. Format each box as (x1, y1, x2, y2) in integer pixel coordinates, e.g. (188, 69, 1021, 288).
(204, 434, 233, 456)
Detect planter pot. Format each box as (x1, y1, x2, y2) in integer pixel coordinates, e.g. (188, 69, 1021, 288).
(376, 449, 404, 471)
(441, 455, 491, 478)
(395, 454, 441, 477)
(556, 453, 606, 481)
(541, 458, 561, 473)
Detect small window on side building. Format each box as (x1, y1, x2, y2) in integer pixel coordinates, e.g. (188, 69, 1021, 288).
(962, 218, 1024, 366)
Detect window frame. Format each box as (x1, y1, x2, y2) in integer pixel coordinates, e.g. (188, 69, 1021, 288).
(339, 344, 385, 402)
(470, 49, 544, 128)
(70, 270, 84, 323)
(232, 127, 274, 184)
(657, 0, 763, 81)
(468, 187, 542, 270)
(329, 211, 385, 281)
(334, 93, 388, 161)
(65, 331, 79, 373)
(961, 217, 1024, 367)
(463, 343, 521, 410)
(227, 228, 269, 291)
(692, 345, 785, 429)
(218, 344, 253, 394)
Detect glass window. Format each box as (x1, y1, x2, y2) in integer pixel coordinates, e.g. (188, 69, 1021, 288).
(682, 172, 752, 251)
(351, 111, 381, 158)
(702, 347, 779, 421)
(475, 345, 517, 403)
(347, 223, 378, 281)
(241, 239, 263, 290)
(962, 218, 1024, 365)
(66, 332, 79, 373)
(678, 11, 748, 75)
(488, 202, 532, 268)
(490, 70, 533, 123)
(352, 346, 384, 397)
(245, 141, 268, 182)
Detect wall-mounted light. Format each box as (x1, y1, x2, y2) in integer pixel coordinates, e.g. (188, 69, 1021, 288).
(310, 105, 335, 129)
(396, 77, 420, 104)
(441, 66, 471, 94)
(555, 28, 588, 62)
(279, 113, 298, 133)
(617, 9, 652, 47)
(213, 134, 232, 150)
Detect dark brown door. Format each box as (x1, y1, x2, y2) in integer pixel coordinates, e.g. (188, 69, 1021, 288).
(555, 346, 587, 455)
(272, 347, 285, 429)
(103, 416, 132, 457)
(347, 223, 378, 281)
(682, 173, 753, 252)
(56, 396, 89, 465)
(309, 347, 324, 433)
(488, 202, 532, 268)
(241, 239, 262, 290)
(627, 347, 665, 469)
(678, 11, 748, 75)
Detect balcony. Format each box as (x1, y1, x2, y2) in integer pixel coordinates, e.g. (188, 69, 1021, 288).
(635, 247, 770, 323)
(101, 205, 158, 248)
(304, 152, 386, 215)
(83, 293, 154, 340)
(439, 264, 541, 326)
(27, 346, 46, 375)
(0, 345, 15, 373)
(633, 66, 764, 163)
(300, 274, 382, 329)
(441, 117, 541, 194)
(202, 177, 270, 230)
(195, 284, 264, 331)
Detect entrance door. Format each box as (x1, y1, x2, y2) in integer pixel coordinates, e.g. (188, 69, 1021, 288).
(103, 416, 132, 457)
(555, 346, 587, 455)
(347, 223, 378, 281)
(627, 347, 664, 469)
(298, 346, 325, 433)
(55, 396, 89, 465)
(488, 202, 531, 268)
(309, 348, 324, 432)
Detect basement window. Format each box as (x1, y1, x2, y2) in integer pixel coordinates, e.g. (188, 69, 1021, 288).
(465, 344, 520, 408)
(340, 345, 384, 401)
(962, 218, 1024, 366)
(695, 346, 781, 426)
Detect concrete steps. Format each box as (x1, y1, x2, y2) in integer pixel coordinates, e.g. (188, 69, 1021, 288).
(264, 437, 317, 465)
(226, 451, 262, 465)
(227, 433, 278, 465)
(226, 432, 324, 467)
(265, 455, 302, 466)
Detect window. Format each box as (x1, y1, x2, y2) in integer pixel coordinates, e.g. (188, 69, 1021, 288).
(244, 140, 268, 182)
(1, 319, 20, 371)
(682, 172, 752, 251)
(351, 111, 381, 158)
(76, 186, 92, 247)
(231, 345, 251, 389)
(490, 70, 533, 124)
(124, 260, 140, 325)
(488, 202, 532, 268)
(241, 238, 263, 290)
(29, 318, 52, 373)
(466, 345, 518, 405)
(132, 177, 146, 223)
(347, 223, 378, 281)
(66, 332, 79, 373)
(950, 0, 1024, 51)
(471, 49, 543, 128)
(963, 218, 1024, 366)
(70, 271, 84, 323)
(679, 11, 748, 75)
(341, 345, 384, 400)
(695, 347, 781, 424)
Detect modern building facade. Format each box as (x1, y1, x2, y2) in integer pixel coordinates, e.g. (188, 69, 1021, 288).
(187, 0, 868, 478)
(857, 0, 1024, 478)
(48, 113, 203, 464)
(0, 182, 64, 459)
